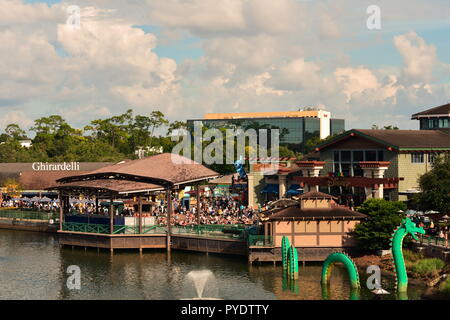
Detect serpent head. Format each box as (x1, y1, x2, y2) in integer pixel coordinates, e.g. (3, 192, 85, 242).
(402, 217, 425, 241)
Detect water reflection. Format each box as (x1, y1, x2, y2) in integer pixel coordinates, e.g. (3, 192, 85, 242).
(0, 230, 428, 300)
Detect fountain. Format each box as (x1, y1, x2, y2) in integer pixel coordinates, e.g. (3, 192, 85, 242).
(181, 270, 220, 300)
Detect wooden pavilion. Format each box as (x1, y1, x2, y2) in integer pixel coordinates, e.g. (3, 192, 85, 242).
(48, 153, 219, 252)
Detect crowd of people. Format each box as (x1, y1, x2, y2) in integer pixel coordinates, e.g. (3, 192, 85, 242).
(153, 196, 259, 226)
(1, 194, 260, 226)
(411, 214, 449, 248)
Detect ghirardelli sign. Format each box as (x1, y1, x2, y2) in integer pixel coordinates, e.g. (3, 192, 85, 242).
(32, 162, 80, 171)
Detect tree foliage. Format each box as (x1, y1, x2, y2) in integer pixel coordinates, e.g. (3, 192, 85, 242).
(353, 198, 407, 251)
(2, 178, 23, 198)
(414, 156, 450, 214)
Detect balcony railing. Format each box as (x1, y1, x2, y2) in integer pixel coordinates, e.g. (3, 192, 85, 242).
(61, 222, 246, 239)
(247, 235, 274, 247)
(0, 209, 58, 221)
(416, 234, 448, 248)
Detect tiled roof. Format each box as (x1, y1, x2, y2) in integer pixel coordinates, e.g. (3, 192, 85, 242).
(317, 129, 450, 150)
(58, 153, 219, 186)
(412, 103, 450, 118)
(298, 191, 337, 200)
(268, 205, 367, 220)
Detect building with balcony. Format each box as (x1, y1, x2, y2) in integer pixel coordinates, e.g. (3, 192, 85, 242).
(412, 102, 450, 130)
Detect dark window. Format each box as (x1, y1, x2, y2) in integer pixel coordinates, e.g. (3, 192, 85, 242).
(411, 153, 424, 163)
(334, 151, 340, 162)
(377, 150, 384, 161)
(353, 164, 363, 177)
(365, 150, 377, 161)
(341, 163, 351, 177)
(341, 151, 351, 162)
(334, 163, 340, 174)
(353, 151, 364, 161)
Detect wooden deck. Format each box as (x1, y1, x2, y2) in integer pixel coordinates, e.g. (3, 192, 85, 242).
(58, 231, 248, 255)
(58, 231, 167, 251)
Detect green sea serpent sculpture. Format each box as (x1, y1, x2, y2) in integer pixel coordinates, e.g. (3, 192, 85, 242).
(390, 218, 425, 293)
(281, 236, 290, 271)
(321, 252, 361, 290)
(287, 245, 299, 280)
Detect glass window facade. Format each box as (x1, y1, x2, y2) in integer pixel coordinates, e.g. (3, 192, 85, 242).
(330, 119, 346, 135)
(187, 116, 345, 153)
(332, 149, 384, 177)
(420, 117, 449, 129)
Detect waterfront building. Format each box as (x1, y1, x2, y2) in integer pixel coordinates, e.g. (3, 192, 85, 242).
(412, 102, 450, 130)
(0, 162, 113, 198)
(187, 109, 345, 152)
(248, 191, 367, 262)
(246, 103, 450, 207)
(48, 153, 219, 252)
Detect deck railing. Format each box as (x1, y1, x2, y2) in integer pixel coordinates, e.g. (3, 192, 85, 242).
(62, 222, 167, 235)
(171, 224, 247, 240)
(247, 235, 274, 247)
(0, 209, 58, 221)
(416, 234, 448, 248)
(61, 222, 248, 240)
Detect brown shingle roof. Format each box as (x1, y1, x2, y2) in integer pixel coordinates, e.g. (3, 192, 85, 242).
(58, 153, 219, 187)
(51, 179, 164, 194)
(268, 205, 367, 221)
(356, 129, 450, 149)
(19, 171, 91, 190)
(318, 129, 450, 151)
(412, 103, 450, 118)
(298, 191, 337, 200)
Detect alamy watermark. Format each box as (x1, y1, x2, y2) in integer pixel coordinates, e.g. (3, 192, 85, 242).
(366, 265, 382, 290)
(366, 5, 381, 30)
(66, 265, 81, 290)
(66, 5, 81, 29)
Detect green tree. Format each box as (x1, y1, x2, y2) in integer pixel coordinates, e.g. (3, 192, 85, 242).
(371, 124, 399, 130)
(2, 178, 23, 198)
(414, 156, 450, 214)
(353, 199, 407, 251)
(4, 124, 27, 141)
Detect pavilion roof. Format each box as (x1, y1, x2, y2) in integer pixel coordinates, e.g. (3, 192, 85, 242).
(298, 191, 338, 200)
(267, 205, 367, 221)
(56, 153, 219, 188)
(51, 179, 164, 196)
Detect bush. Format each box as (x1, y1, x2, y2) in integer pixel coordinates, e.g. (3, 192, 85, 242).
(353, 199, 407, 251)
(439, 278, 450, 295)
(410, 258, 445, 277)
(403, 249, 424, 263)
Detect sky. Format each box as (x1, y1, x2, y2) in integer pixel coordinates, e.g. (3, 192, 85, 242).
(1, 0, 450, 133)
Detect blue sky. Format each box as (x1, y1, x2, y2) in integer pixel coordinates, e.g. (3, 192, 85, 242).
(2, 0, 450, 131)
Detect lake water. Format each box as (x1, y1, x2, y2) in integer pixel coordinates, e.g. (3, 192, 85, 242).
(0, 229, 428, 300)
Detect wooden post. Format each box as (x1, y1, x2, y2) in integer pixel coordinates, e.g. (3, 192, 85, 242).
(109, 197, 114, 235)
(59, 190, 63, 231)
(196, 183, 201, 225)
(138, 196, 143, 234)
(166, 188, 172, 251)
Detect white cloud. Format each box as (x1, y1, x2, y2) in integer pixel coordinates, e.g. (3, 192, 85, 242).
(1, 0, 450, 133)
(394, 31, 438, 84)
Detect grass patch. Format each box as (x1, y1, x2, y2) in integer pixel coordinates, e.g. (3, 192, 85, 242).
(410, 258, 445, 278)
(403, 249, 424, 263)
(439, 278, 450, 295)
